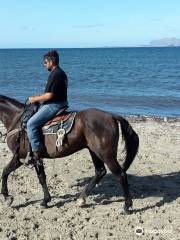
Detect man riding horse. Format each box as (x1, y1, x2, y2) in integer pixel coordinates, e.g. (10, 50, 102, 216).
(27, 50, 68, 164)
(0, 51, 139, 212)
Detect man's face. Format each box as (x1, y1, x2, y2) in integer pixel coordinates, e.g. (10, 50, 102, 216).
(44, 58, 53, 71)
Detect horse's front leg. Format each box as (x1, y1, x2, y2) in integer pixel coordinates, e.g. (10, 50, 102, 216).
(1, 154, 22, 206)
(34, 162, 51, 208)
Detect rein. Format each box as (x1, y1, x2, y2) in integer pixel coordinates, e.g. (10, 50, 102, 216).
(7, 100, 32, 165)
(1, 99, 29, 142)
(8, 99, 29, 131)
(0, 100, 30, 162)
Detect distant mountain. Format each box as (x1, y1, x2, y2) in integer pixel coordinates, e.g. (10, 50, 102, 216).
(149, 37, 180, 47)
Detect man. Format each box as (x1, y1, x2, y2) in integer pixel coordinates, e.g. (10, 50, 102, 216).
(27, 50, 68, 164)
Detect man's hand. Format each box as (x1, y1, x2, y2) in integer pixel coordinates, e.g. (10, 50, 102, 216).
(29, 96, 37, 104)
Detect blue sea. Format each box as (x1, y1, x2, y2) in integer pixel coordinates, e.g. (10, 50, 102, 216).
(0, 48, 180, 117)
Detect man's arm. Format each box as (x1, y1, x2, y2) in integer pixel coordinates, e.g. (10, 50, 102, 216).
(29, 92, 54, 103)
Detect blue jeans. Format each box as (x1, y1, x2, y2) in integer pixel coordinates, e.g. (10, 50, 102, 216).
(27, 101, 67, 151)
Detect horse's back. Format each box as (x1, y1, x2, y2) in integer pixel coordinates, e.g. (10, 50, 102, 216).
(77, 108, 119, 158)
(77, 108, 119, 134)
(77, 108, 116, 123)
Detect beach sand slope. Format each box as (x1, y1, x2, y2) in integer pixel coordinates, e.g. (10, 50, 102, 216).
(0, 119, 179, 240)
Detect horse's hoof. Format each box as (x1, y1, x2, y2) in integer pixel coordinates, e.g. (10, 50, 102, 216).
(40, 199, 50, 208)
(76, 197, 86, 207)
(123, 204, 133, 215)
(5, 195, 14, 207)
(40, 201, 48, 208)
(124, 207, 133, 215)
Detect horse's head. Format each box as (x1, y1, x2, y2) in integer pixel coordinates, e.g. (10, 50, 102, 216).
(0, 95, 24, 130)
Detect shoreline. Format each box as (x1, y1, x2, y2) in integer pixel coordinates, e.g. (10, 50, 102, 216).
(0, 113, 180, 132)
(124, 114, 180, 123)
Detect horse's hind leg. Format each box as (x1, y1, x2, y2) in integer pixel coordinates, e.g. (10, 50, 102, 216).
(105, 159, 132, 214)
(1, 154, 22, 206)
(34, 163, 51, 208)
(77, 150, 106, 205)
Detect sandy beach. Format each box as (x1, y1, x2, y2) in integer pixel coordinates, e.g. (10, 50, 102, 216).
(0, 117, 179, 240)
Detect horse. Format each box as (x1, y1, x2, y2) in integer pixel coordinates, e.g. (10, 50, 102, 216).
(0, 95, 139, 213)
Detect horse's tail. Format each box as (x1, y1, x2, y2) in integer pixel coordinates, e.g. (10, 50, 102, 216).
(114, 115, 139, 172)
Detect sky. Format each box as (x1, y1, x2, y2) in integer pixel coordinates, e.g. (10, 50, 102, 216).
(0, 0, 180, 48)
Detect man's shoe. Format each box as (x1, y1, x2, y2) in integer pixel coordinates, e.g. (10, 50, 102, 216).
(32, 151, 41, 161)
(20, 150, 42, 166)
(31, 150, 43, 166)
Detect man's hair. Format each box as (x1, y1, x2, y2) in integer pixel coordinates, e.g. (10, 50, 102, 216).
(44, 50, 59, 65)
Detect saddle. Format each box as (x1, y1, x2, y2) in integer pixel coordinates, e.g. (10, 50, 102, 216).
(21, 104, 77, 147)
(42, 111, 77, 147)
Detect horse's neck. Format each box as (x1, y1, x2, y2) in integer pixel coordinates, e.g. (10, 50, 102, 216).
(7, 110, 23, 132)
(0, 98, 24, 131)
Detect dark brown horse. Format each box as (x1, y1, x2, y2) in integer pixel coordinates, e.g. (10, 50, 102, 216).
(0, 95, 139, 213)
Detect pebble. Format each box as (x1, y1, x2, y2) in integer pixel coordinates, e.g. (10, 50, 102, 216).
(10, 237, 17, 240)
(8, 214, 15, 219)
(33, 223, 39, 230)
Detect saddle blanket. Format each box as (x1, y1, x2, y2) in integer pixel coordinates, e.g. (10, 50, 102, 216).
(42, 112, 77, 135)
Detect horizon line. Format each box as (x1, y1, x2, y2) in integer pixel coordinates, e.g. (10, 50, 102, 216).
(1, 46, 180, 50)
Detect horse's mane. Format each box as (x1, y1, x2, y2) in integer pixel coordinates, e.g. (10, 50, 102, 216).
(0, 95, 24, 110)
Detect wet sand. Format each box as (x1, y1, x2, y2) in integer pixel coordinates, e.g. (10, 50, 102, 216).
(0, 117, 180, 240)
